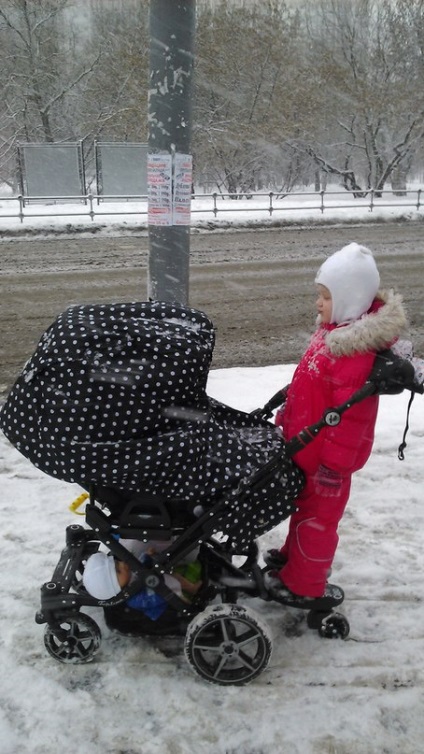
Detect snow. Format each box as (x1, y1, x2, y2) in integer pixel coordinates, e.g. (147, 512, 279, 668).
(1, 185, 424, 751)
(0, 183, 423, 237)
(1, 362, 424, 754)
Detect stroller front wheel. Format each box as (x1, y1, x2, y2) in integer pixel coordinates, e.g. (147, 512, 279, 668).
(307, 610, 350, 639)
(316, 611, 350, 639)
(44, 613, 102, 664)
(184, 603, 272, 686)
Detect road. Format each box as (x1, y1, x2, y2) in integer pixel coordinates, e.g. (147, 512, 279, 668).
(1, 222, 423, 397)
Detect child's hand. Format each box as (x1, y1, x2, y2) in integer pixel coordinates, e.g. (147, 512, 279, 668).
(314, 465, 343, 497)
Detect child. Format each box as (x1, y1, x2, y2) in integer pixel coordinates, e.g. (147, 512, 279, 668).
(82, 539, 202, 616)
(266, 242, 409, 603)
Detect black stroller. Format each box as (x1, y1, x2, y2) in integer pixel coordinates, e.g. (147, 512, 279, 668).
(0, 302, 418, 686)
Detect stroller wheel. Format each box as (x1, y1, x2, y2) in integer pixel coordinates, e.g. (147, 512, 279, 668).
(184, 604, 272, 686)
(44, 613, 101, 664)
(317, 612, 350, 639)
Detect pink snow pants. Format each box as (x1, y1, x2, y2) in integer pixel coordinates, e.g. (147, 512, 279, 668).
(278, 474, 352, 597)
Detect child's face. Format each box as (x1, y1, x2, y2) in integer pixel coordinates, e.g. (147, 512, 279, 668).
(316, 284, 332, 323)
(115, 560, 131, 588)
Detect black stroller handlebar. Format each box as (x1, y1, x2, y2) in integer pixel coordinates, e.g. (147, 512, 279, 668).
(249, 384, 290, 422)
(257, 348, 421, 458)
(285, 380, 376, 456)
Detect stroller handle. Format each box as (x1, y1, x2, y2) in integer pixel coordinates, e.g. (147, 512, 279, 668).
(267, 348, 420, 458)
(285, 381, 376, 457)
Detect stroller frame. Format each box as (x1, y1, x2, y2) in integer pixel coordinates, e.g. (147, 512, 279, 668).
(35, 452, 308, 685)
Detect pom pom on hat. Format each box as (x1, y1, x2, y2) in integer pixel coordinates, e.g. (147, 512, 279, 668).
(315, 242, 380, 324)
(82, 551, 121, 600)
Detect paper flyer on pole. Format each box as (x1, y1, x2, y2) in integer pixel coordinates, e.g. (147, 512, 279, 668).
(173, 153, 193, 225)
(147, 153, 173, 226)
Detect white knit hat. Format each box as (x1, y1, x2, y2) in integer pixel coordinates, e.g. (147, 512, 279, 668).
(315, 242, 380, 324)
(82, 552, 121, 600)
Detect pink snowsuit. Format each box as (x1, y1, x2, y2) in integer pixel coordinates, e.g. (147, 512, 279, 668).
(277, 290, 407, 596)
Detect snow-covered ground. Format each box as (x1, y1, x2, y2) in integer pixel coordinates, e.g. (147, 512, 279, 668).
(1, 189, 424, 752)
(1, 363, 424, 754)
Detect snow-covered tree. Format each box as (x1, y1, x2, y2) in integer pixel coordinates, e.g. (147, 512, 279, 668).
(296, 0, 424, 194)
(193, 0, 309, 195)
(0, 0, 101, 185)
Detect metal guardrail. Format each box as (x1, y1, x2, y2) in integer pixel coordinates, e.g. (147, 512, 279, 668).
(0, 193, 149, 223)
(0, 188, 422, 224)
(202, 188, 423, 217)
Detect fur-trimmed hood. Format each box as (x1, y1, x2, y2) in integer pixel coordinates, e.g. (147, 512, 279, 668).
(323, 289, 408, 357)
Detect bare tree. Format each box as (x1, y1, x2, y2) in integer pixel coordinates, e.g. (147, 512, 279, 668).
(193, 0, 308, 195)
(0, 0, 101, 184)
(297, 0, 424, 194)
(2, 0, 424, 195)
(0, 0, 151, 186)
(77, 0, 149, 144)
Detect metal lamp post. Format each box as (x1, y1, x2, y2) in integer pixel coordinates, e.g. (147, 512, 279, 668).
(147, 0, 195, 305)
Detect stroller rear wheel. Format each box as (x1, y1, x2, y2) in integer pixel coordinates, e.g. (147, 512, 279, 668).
(44, 613, 101, 664)
(184, 604, 272, 685)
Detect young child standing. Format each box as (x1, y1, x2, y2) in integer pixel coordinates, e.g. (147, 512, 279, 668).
(266, 242, 408, 603)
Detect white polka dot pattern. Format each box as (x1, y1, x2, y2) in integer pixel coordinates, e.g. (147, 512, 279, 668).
(0, 301, 304, 546)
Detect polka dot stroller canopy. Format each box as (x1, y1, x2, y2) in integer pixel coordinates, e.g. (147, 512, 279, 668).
(0, 302, 303, 545)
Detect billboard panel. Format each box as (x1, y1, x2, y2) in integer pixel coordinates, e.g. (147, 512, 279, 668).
(96, 142, 148, 199)
(19, 143, 85, 198)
